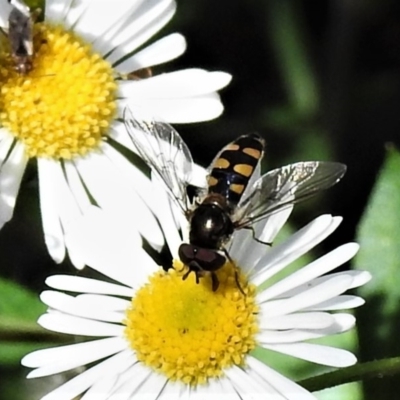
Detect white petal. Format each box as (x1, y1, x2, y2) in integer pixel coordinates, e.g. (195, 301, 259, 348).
(65, 244, 86, 270)
(188, 379, 236, 400)
(218, 378, 242, 400)
(24, 337, 127, 377)
(37, 158, 66, 263)
(23, 336, 126, 367)
(39, 349, 135, 400)
(251, 215, 341, 286)
(258, 314, 355, 343)
(81, 375, 119, 400)
(40, 291, 125, 323)
(233, 205, 293, 272)
(38, 312, 124, 337)
(260, 312, 335, 330)
(306, 295, 365, 310)
(259, 275, 354, 316)
(115, 33, 186, 74)
(0, 130, 14, 163)
(232, 234, 265, 273)
(41, 157, 89, 268)
(0, 128, 14, 142)
(278, 270, 370, 299)
(108, 120, 139, 153)
(226, 365, 284, 398)
(46, 275, 134, 297)
(0, 0, 12, 27)
(88, 0, 140, 52)
(229, 229, 253, 266)
(76, 294, 130, 311)
(73, 148, 164, 249)
(119, 69, 231, 99)
(246, 356, 316, 400)
(64, 206, 159, 289)
(130, 370, 167, 399)
(330, 313, 356, 330)
(109, 120, 205, 199)
(63, 161, 92, 210)
(108, 363, 152, 399)
(123, 93, 225, 123)
(0, 139, 27, 227)
(152, 174, 182, 259)
(90, 0, 144, 55)
(108, 120, 196, 242)
(190, 163, 208, 188)
(41, 160, 81, 224)
(258, 243, 359, 303)
(45, 0, 73, 23)
(106, 0, 176, 64)
(101, 143, 157, 215)
(72, 0, 143, 45)
(257, 206, 293, 245)
(262, 342, 357, 367)
(157, 381, 189, 400)
(62, 0, 94, 29)
(257, 330, 322, 344)
(348, 270, 372, 288)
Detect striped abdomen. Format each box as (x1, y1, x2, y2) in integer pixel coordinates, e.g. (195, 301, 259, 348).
(207, 133, 265, 207)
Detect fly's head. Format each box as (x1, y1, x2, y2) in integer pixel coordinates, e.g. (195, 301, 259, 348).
(178, 243, 226, 291)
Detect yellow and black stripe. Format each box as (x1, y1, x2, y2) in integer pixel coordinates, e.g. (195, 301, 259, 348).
(207, 133, 265, 206)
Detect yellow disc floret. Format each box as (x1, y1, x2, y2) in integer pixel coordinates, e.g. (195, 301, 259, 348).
(125, 261, 259, 386)
(0, 24, 117, 159)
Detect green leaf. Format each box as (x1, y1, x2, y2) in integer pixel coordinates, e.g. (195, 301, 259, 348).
(0, 342, 44, 366)
(355, 146, 400, 323)
(0, 277, 45, 321)
(266, 1, 319, 117)
(0, 277, 46, 365)
(354, 146, 400, 399)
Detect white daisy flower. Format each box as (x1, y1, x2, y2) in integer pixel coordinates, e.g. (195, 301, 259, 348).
(22, 177, 371, 399)
(0, 0, 231, 267)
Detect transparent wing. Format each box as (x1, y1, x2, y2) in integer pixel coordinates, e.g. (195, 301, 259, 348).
(234, 161, 347, 228)
(123, 108, 193, 213)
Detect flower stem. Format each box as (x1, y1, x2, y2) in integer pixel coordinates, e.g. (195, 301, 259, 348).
(0, 316, 69, 343)
(298, 357, 400, 392)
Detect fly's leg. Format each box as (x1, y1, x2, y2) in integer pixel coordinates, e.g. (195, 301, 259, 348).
(222, 248, 246, 296)
(182, 269, 192, 281)
(242, 226, 272, 246)
(211, 272, 220, 292)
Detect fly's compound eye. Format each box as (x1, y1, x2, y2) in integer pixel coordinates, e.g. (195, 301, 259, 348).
(178, 243, 195, 264)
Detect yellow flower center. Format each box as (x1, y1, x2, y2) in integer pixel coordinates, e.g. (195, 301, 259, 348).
(0, 23, 117, 159)
(125, 261, 259, 386)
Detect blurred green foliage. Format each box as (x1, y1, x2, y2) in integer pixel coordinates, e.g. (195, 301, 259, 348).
(355, 147, 400, 399)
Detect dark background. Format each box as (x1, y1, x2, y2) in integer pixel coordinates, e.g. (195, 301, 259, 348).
(1, 0, 400, 398)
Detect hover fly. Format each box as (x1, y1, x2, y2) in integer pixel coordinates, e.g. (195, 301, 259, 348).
(6, 0, 36, 74)
(124, 110, 346, 292)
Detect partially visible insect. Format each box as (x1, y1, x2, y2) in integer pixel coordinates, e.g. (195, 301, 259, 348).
(127, 67, 153, 81)
(124, 109, 347, 292)
(5, 0, 37, 74)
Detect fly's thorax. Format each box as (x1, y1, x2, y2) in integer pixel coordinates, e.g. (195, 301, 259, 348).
(189, 202, 234, 249)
